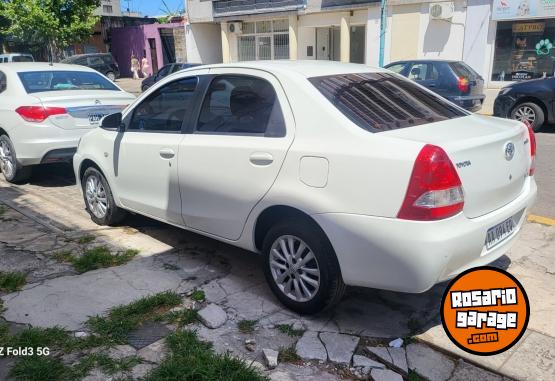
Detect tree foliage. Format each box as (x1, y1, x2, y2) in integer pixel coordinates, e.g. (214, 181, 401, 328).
(0, 0, 101, 58)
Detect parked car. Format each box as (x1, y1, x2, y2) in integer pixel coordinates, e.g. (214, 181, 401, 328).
(493, 77, 555, 132)
(141, 63, 201, 92)
(385, 60, 485, 112)
(61, 53, 120, 81)
(0, 62, 135, 183)
(73, 62, 537, 314)
(0, 53, 34, 63)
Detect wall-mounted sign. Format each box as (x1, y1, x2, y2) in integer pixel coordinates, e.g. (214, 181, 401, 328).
(512, 22, 545, 33)
(493, 0, 555, 21)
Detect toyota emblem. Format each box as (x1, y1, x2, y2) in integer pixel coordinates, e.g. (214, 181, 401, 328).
(504, 142, 515, 161)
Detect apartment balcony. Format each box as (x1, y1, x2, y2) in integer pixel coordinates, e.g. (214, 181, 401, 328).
(320, 0, 378, 9)
(213, 0, 306, 17)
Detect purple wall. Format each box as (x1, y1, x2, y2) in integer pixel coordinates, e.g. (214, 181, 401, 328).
(111, 23, 183, 78)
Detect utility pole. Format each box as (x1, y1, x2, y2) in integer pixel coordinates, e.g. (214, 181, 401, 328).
(379, 0, 387, 67)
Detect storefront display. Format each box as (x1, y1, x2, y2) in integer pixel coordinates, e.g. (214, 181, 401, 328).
(491, 19, 555, 81)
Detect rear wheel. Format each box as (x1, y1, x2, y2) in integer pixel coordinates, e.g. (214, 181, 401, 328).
(262, 218, 346, 314)
(82, 167, 126, 226)
(0, 135, 32, 183)
(511, 102, 545, 132)
(106, 72, 116, 81)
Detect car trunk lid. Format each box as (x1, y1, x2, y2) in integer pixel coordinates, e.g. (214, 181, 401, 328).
(386, 115, 530, 219)
(32, 90, 134, 129)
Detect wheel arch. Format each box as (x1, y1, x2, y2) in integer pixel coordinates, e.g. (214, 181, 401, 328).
(79, 158, 104, 182)
(254, 205, 328, 252)
(511, 96, 548, 119)
(0, 127, 8, 138)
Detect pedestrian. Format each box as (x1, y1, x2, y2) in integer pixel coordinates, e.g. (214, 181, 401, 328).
(141, 56, 150, 78)
(130, 54, 140, 80)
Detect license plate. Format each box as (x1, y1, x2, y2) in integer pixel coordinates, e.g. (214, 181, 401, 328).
(88, 113, 106, 124)
(485, 214, 519, 250)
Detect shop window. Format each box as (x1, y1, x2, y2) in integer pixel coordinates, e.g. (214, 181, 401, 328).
(491, 20, 555, 81)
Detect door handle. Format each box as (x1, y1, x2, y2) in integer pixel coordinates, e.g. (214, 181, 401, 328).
(249, 152, 274, 166)
(159, 148, 175, 159)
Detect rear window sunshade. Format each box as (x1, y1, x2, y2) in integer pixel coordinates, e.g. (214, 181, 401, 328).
(309, 72, 468, 132)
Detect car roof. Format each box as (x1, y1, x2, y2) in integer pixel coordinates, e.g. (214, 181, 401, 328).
(66, 53, 111, 58)
(0, 53, 33, 57)
(0, 62, 99, 74)
(386, 59, 460, 65)
(198, 60, 385, 78)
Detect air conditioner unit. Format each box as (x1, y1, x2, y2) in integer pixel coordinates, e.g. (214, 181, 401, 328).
(429, 2, 454, 20)
(229, 22, 242, 34)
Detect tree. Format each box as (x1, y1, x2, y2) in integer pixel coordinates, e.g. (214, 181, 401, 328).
(0, 0, 101, 60)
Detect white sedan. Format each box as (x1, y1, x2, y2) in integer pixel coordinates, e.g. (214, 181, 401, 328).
(73, 61, 537, 314)
(0, 62, 135, 183)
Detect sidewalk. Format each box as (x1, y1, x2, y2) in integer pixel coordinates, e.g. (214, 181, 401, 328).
(1, 170, 554, 380)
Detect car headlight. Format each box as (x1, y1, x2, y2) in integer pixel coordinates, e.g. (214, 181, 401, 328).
(498, 87, 512, 96)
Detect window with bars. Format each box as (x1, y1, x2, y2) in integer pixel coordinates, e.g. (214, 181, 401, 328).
(238, 20, 290, 61)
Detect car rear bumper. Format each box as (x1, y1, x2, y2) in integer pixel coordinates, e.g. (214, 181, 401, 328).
(448, 95, 485, 112)
(11, 123, 91, 166)
(312, 176, 537, 293)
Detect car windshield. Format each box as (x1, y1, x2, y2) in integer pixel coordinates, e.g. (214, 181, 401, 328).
(18, 71, 119, 93)
(309, 72, 468, 132)
(12, 56, 33, 62)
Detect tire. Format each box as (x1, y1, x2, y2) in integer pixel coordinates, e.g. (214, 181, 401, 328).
(106, 72, 116, 81)
(81, 167, 126, 226)
(511, 102, 545, 132)
(0, 135, 32, 184)
(262, 218, 346, 314)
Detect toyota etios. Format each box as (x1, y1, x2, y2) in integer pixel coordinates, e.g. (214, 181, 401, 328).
(74, 62, 537, 314)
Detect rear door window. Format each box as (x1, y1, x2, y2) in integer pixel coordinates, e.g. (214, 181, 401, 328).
(87, 56, 104, 66)
(310, 72, 468, 132)
(195, 75, 286, 137)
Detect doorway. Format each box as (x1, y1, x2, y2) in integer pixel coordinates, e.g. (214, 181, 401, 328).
(316, 27, 340, 61)
(148, 38, 158, 73)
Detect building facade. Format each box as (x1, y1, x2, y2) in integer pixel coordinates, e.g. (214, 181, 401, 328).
(186, 0, 382, 65)
(186, 0, 555, 93)
(94, 0, 123, 17)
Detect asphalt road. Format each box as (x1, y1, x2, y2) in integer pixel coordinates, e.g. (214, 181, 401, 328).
(532, 125, 555, 220)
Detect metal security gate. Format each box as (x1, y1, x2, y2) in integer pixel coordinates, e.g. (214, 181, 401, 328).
(238, 19, 289, 61)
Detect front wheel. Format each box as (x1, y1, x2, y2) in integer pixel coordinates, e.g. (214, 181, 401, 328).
(511, 102, 545, 132)
(82, 167, 126, 226)
(262, 219, 346, 314)
(0, 135, 31, 184)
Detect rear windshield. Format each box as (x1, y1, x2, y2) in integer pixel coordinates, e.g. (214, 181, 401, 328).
(449, 62, 479, 80)
(18, 71, 119, 94)
(309, 72, 468, 132)
(12, 56, 33, 62)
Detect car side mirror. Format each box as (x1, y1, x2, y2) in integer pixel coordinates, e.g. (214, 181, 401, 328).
(100, 112, 123, 131)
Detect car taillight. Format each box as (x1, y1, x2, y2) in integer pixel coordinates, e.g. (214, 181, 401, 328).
(457, 77, 469, 93)
(15, 106, 67, 122)
(398, 144, 464, 221)
(524, 121, 536, 176)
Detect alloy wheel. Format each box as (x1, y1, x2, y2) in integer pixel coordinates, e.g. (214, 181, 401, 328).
(269, 235, 321, 302)
(85, 175, 109, 219)
(0, 139, 15, 179)
(514, 106, 536, 124)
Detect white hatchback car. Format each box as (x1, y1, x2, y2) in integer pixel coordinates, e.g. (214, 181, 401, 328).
(0, 63, 135, 183)
(73, 62, 537, 314)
